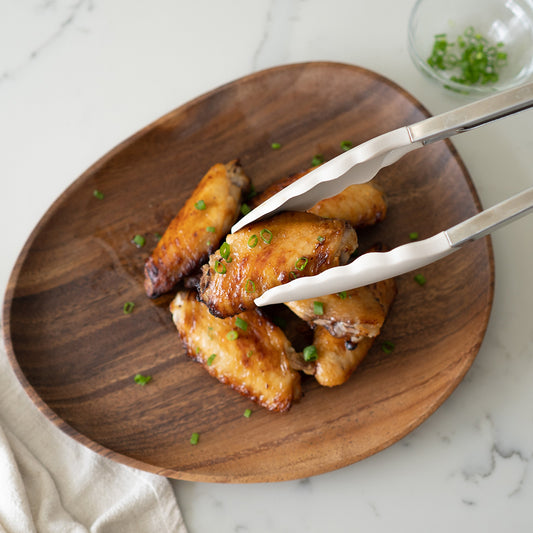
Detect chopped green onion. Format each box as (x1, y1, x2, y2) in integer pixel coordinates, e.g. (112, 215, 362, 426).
(409, 232, 419, 240)
(414, 273, 427, 286)
(190, 432, 199, 445)
(317, 235, 325, 243)
(295, 257, 308, 271)
(240, 203, 251, 216)
(271, 142, 281, 150)
(195, 346, 200, 354)
(311, 154, 324, 166)
(313, 301, 324, 315)
(194, 199, 206, 210)
(93, 189, 104, 200)
(426, 27, 508, 89)
(340, 140, 353, 151)
(248, 234, 258, 248)
(132, 234, 145, 248)
(243, 408, 252, 418)
(207, 353, 216, 365)
(226, 330, 239, 341)
(260, 228, 273, 244)
(154, 232, 162, 241)
(235, 317, 248, 331)
(220, 242, 231, 259)
(303, 345, 318, 362)
(247, 350, 253, 357)
(337, 291, 347, 300)
(134, 374, 152, 386)
(214, 261, 226, 274)
(123, 301, 135, 314)
(382, 341, 395, 354)
(289, 270, 299, 280)
(206, 226, 216, 233)
(245, 279, 256, 293)
(247, 183, 257, 199)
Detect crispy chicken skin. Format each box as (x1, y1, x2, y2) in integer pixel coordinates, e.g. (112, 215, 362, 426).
(170, 291, 301, 411)
(144, 161, 250, 298)
(313, 327, 375, 387)
(285, 275, 397, 343)
(198, 211, 358, 318)
(250, 169, 387, 228)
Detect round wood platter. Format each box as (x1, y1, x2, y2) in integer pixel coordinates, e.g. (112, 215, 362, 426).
(3, 62, 494, 483)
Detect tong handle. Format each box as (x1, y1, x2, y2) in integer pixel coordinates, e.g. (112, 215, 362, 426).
(446, 185, 533, 247)
(408, 82, 533, 145)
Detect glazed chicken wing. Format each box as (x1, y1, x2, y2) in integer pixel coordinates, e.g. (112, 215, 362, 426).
(170, 291, 301, 411)
(285, 274, 397, 343)
(144, 160, 250, 298)
(313, 327, 375, 387)
(198, 211, 358, 318)
(250, 168, 387, 228)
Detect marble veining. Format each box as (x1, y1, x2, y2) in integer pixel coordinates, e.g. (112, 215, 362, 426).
(0, 0, 93, 83)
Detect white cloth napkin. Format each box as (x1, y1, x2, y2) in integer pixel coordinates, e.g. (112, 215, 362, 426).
(0, 337, 187, 533)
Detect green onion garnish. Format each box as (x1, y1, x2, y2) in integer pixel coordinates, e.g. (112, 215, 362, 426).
(303, 345, 318, 362)
(295, 257, 308, 271)
(134, 374, 152, 386)
(243, 408, 252, 418)
(289, 271, 299, 280)
(313, 301, 324, 315)
(427, 27, 508, 89)
(123, 301, 135, 314)
(235, 317, 248, 331)
(271, 142, 281, 150)
(93, 189, 104, 200)
(260, 228, 273, 244)
(240, 203, 251, 216)
(409, 232, 419, 240)
(414, 273, 427, 286)
(220, 242, 231, 259)
(190, 432, 199, 445)
(311, 154, 324, 166)
(214, 261, 227, 274)
(317, 236, 325, 243)
(247, 183, 257, 199)
(206, 226, 216, 233)
(207, 353, 216, 365)
(226, 330, 239, 341)
(248, 234, 258, 248)
(195, 199, 206, 210)
(338, 291, 347, 300)
(247, 350, 253, 357)
(132, 234, 145, 248)
(340, 140, 353, 151)
(154, 232, 162, 241)
(382, 341, 395, 354)
(245, 279, 256, 293)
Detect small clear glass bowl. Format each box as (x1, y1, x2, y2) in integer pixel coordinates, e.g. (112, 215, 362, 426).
(408, 0, 533, 95)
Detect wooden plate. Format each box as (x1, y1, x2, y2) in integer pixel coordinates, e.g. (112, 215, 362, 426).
(3, 62, 494, 483)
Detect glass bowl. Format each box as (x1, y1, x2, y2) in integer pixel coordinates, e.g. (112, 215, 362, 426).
(408, 0, 533, 95)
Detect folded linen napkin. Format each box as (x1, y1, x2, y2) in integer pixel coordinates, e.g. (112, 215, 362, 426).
(0, 337, 187, 533)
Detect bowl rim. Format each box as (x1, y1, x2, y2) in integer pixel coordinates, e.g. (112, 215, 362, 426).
(407, 0, 533, 95)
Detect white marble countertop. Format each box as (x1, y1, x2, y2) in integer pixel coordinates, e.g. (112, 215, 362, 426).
(1, 1, 532, 531)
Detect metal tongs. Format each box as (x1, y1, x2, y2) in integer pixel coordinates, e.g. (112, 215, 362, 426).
(230, 82, 533, 306)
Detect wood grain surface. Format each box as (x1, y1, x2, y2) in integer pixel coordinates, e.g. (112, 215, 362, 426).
(2, 62, 494, 483)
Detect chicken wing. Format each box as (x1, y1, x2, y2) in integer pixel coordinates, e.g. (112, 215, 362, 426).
(144, 160, 250, 298)
(285, 274, 397, 343)
(249, 168, 387, 228)
(313, 327, 375, 387)
(198, 211, 358, 318)
(170, 291, 301, 411)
